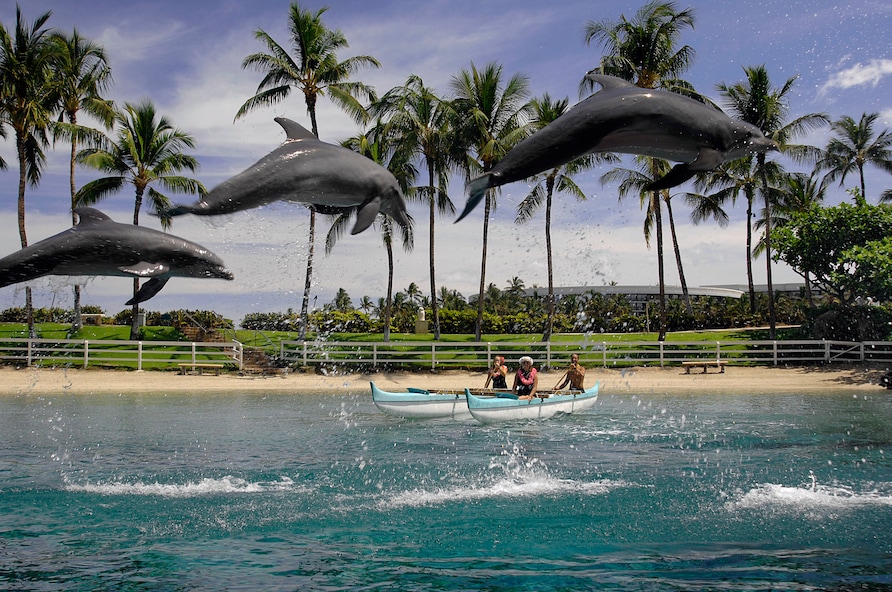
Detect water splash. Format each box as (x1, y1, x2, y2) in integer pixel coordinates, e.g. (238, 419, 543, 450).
(62, 475, 305, 498)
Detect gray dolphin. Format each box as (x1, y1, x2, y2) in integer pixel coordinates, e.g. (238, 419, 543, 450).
(0, 208, 234, 304)
(164, 117, 410, 235)
(456, 74, 777, 222)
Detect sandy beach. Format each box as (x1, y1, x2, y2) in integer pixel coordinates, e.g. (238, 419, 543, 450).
(1, 364, 888, 396)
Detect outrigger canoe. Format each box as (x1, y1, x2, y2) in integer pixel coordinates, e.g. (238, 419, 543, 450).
(464, 382, 599, 423)
(370, 381, 473, 419)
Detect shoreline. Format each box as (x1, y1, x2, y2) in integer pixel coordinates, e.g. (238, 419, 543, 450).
(0, 364, 888, 396)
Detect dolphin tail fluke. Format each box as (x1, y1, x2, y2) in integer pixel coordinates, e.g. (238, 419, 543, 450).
(126, 277, 170, 305)
(645, 164, 697, 192)
(455, 173, 495, 223)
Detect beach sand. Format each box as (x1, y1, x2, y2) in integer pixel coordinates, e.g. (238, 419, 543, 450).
(1, 364, 888, 396)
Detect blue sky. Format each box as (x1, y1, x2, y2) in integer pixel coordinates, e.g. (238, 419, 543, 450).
(0, 0, 890, 324)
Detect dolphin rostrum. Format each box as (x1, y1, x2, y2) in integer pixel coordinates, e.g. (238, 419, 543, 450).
(163, 117, 411, 235)
(0, 208, 234, 304)
(456, 74, 777, 222)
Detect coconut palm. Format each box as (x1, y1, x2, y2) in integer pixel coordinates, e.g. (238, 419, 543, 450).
(75, 99, 205, 339)
(371, 75, 458, 340)
(328, 125, 415, 342)
(235, 2, 380, 341)
(49, 28, 114, 330)
(515, 93, 616, 340)
(450, 61, 531, 341)
(582, 1, 697, 340)
(0, 6, 59, 336)
(717, 64, 828, 338)
(815, 112, 892, 200)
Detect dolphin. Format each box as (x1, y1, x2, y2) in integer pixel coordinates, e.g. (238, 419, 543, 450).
(163, 117, 410, 235)
(456, 74, 777, 222)
(0, 208, 234, 305)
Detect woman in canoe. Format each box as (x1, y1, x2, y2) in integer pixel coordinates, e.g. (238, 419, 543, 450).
(513, 356, 538, 400)
(484, 355, 509, 389)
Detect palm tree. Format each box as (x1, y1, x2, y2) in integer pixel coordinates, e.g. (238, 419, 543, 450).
(717, 65, 828, 338)
(328, 125, 415, 342)
(0, 6, 59, 337)
(582, 1, 696, 340)
(815, 112, 892, 200)
(450, 61, 531, 341)
(515, 93, 616, 340)
(235, 2, 379, 342)
(372, 75, 458, 340)
(75, 99, 205, 339)
(49, 28, 114, 330)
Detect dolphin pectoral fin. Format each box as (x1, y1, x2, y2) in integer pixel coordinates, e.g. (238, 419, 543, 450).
(350, 197, 381, 235)
(126, 277, 170, 305)
(455, 173, 494, 223)
(119, 262, 169, 277)
(584, 73, 635, 91)
(645, 164, 698, 191)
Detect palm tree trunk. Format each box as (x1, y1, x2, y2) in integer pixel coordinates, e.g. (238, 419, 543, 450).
(653, 190, 667, 341)
(542, 176, 555, 342)
(428, 174, 441, 340)
(69, 120, 83, 331)
(474, 191, 492, 342)
(384, 239, 394, 342)
(17, 138, 35, 338)
(745, 194, 756, 314)
(664, 195, 693, 316)
(759, 156, 776, 339)
(298, 210, 316, 341)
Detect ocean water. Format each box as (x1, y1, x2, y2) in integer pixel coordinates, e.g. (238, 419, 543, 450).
(1, 383, 891, 591)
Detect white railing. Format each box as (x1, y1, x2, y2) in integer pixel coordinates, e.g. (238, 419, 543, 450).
(0, 338, 244, 371)
(279, 339, 892, 369)
(2, 338, 890, 371)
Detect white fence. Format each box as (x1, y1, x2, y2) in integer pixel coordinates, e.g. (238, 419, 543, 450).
(0, 338, 243, 371)
(2, 338, 891, 371)
(279, 339, 892, 369)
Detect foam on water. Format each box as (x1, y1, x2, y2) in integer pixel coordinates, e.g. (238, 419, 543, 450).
(729, 480, 892, 512)
(63, 475, 305, 498)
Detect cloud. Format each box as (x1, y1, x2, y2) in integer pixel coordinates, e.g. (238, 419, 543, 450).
(820, 58, 892, 96)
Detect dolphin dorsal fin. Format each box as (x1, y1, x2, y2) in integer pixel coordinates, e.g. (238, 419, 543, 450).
(274, 117, 317, 141)
(73, 207, 113, 227)
(584, 74, 635, 92)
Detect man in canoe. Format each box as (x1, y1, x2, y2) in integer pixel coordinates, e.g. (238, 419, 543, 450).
(513, 356, 539, 400)
(484, 355, 509, 389)
(554, 353, 585, 391)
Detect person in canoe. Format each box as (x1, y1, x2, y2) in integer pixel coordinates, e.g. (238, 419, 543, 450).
(554, 353, 585, 391)
(484, 355, 509, 389)
(513, 356, 539, 400)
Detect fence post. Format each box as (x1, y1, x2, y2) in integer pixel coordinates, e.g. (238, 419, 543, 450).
(430, 343, 436, 370)
(546, 341, 552, 369)
(84, 340, 89, 369)
(716, 341, 721, 362)
(373, 344, 378, 368)
(191, 342, 197, 367)
(659, 341, 665, 367)
(302, 342, 308, 367)
(773, 341, 778, 366)
(602, 342, 607, 368)
(824, 340, 830, 364)
(137, 341, 143, 371)
(27, 339, 32, 367)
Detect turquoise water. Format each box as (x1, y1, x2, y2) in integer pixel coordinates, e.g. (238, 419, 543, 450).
(2, 385, 891, 590)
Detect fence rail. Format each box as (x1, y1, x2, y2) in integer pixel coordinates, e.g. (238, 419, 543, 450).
(0, 338, 243, 371)
(279, 339, 892, 370)
(2, 338, 891, 371)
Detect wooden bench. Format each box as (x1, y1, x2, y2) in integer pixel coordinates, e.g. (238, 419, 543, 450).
(682, 360, 728, 374)
(178, 363, 225, 376)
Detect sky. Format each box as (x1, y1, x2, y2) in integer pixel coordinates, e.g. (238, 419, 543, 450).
(0, 0, 890, 325)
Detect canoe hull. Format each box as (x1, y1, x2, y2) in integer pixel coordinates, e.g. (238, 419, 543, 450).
(370, 381, 472, 419)
(464, 383, 599, 423)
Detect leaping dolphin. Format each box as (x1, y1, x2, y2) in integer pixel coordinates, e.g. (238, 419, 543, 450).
(0, 208, 234, 305)
(163, 117, 411, 235)
(456, 74, 777, 222)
